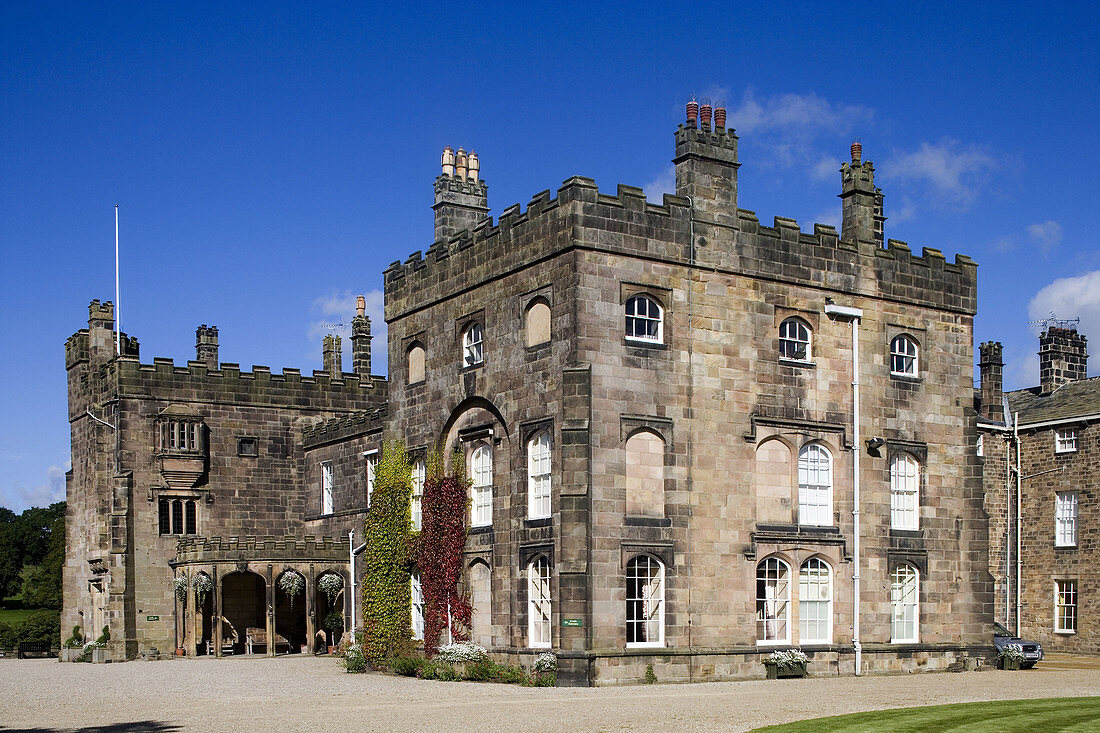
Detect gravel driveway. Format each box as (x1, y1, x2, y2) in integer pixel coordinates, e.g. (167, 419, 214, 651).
(3, 655, 1098, 732)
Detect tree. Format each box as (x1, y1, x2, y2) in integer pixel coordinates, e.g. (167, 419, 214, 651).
(0, 502, 66, 607)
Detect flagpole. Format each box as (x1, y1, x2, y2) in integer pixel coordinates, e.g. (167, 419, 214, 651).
(115, 204, 120, 355)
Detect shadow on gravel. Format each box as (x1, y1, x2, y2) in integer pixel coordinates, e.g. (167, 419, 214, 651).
(2, 722, 181, 732)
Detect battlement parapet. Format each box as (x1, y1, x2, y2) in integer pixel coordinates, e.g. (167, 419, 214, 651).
(673, 123, 739, 164)
(302, 407, 387, 449)
(385, 176, 978, 321)
(434, 173, 488, 198)
(174, 534, 348, 564)
(65, 331, 89, 369)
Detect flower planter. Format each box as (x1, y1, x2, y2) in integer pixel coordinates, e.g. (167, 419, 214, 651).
(61, 647, 82, 662)
(1002, 657, 1021, 671)
(765, 661, 807, 679)
(175, 647, 186, 657)
(91, 647, 110, 664)
(300, 644, 308, 654)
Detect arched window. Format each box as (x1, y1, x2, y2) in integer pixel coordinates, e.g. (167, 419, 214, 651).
(407, 343, 425, 384)
(468, 561, 492, 648)
(625, 295, 663, 344)
(779, 318, 812, 361)
(411, 569, 424, 641)
(527, 432, 551, 519)
(890, 335, 918, 377)
(625, 431, 665, 518)
(890, 564, 919, 642)
(798, 444, 832, 526)
(527, 556, 551, 648)
(756, 557, 791, 644)
(626, 555, 665, 647)
(890, 453, 920, 530)
(470, 444, 492, 526)
(526, 301, 551, 347)
(462, 322, 483, 367)
(798, 558, 832, 644)
(411, 460, 425, 531)
(320, 461, 333, 515)
(755, 439, 793, 524)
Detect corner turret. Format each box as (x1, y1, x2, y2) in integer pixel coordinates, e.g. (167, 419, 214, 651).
(196, 325, 219, 370)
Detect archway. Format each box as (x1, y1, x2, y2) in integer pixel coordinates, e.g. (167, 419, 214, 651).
(221, 571, 266, 655)
(314, 571, 345, 652)
(274, 570, 307, 653)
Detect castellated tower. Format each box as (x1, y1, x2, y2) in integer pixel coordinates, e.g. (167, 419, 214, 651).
(673, 99, 739, 224)
(433, 145, 488, 242)
(839, 142, 885, 245)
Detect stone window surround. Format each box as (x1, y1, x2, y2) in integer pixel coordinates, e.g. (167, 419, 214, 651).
(1055, 491, 1078, 547)
(320, 461, 334, 516)
(1055, 428, 1078, 454)
(621, 282, 671, 346)
(756, 555, 792, 645)
(885, 323, 926, 383)
(779, 316, 813, 363)
(626, 553, 665, 648)
(890, 333, 920, 377)
(890, 562, 920, 643)
(522, 286, 553, 349)
(236, 436, 258, 457)
(774, 307, 819, 366)
(158, 494, 199, 536)
(1054, 578, 1078, 634)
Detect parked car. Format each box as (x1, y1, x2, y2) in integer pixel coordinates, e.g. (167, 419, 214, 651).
(993, 622, 1044, 668)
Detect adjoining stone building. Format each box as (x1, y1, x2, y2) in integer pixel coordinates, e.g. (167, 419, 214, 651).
(977, 327, 1097, 654)
(64, 101, 995, 684)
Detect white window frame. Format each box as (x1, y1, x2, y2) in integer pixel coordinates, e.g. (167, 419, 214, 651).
(462, 322, 484, 367)
(625, 295, 663, 344)
(470, 444, 493, 527)
(1055, 579, 1077, 633)
(411, 460, 425, 531)
(363, 450, 378, 508)
(798, 444, 832, 526)
(411, 570, 424, 641)
(890, 564, 919, 643)
(756, 557, 791, 645)
(976, 434, 984, 457)
(1056, 492, 1078, 547)
(779, 318, 812, 362)
(890, 334, 919, 377)
(626, 554, 665, 648)
(527, 432, 552, 519)
(320, 461, 334, 515)
(890, 453, 920, 530)
(798, 558, 832, 644)
(527, 556, 552, 648)
(1055, 429, 1078, 454)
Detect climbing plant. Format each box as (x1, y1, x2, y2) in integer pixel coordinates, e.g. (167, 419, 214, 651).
(417, 449, 472, 656)
(361, 440, 415, 666)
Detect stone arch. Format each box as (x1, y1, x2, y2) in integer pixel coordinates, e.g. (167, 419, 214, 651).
(315, 570, 346, 649)
(625, 429, 666, 518)
(525, 298, 551, 347)
(467, 558, 492, 648)
(274, 569, 307, 653)
(220, 570, 266, 655)
(755, 437, 794, 524)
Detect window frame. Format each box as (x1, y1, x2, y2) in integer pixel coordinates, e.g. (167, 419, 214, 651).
(158, 497, 198, 536)
(469, 443, 493, 527)
(527, 555, 552, 649)
(890, 452, 920, 531)
(1055, 429, 1078, 454)
(756, 557, 791, 645)
(798, 558, 832, 644)
(364, 450, 379, 508)
(890, 334, 919, 377)
(1055, 491, 1078, 547)
(411, 459, 425, 531)
(527, 432, 552, 519)
(1055, 579, 1077, 634)
(320, 461, 334, 516)
(411, 569, 425, 641)
(779, 317, 812, 362)
(462, 322, 484, 368)
(626, 554, 665, 648)
(624, 294, 664, 344)
(890, 564, 920, 643)
(797, 444, 833, 527)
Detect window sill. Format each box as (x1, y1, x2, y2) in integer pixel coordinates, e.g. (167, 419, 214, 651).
(890, 527, 922, 536)
(526, 341, 551, 352)
(890, 638, 920, 644)
(469, 524, 493, 535)
(406, 379, 425, 387)
(624, 338, 666, 350)
(779, 358, 815, 369)
(889, 373, 922, 384)
(626, 642, 665, 649)
(461, 363, 484, 373)
(624, 516, 671, 527)
(1055, 543, 1078, 550)
(1054, 630, 1077, 636)
(1055, 449, 1078, 455)
(756, 639, 792, 647)
(525, 517, 552, 528)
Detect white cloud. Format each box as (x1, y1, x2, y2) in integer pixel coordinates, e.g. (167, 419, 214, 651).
(643, 165, 676, 203)
(3, 465, 67, 511)
(811, 205, 841, 230)
(308, 289, 388, 375)
(1027, 220, 1063, 255)
(883, 139, 999, 210)
(729, 90, 873, 136)
(1005, 351, 1040, 391)
(811, 156, 841, 182)
(1028, 271, 1100, 350)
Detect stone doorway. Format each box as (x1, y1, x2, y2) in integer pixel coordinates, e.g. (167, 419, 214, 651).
(220, 571, 265, 655)
(274, 571, 307, 653)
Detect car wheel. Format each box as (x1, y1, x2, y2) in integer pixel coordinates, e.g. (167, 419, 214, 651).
(1021, 662, 1036, 669)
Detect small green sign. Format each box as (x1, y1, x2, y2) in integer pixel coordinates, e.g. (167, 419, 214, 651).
(562, 618, 583, 627)
(146, 615, 159, 621)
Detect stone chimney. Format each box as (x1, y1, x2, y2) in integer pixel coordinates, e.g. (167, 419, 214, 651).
(433, 145, 489, 242)
(674, 98, 740, 223)
(351, 295, 372, 379)
(839, 141, 883, 244)
(978, 341, 1004, 421)
(323, 334, 342, 378)
(196, 325, 219, 370)
(1039, 327, 1088, 395)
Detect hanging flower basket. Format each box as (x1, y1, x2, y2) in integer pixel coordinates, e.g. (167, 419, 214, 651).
(318, 573, 344, 605)
(192, 573, 213, 607)
(173, 575, 188, 603)
(278, 570, 305, 609)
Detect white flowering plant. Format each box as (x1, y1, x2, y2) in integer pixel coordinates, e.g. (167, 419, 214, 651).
(192, 572, 213, 606)
(999, 644, 1025, 663)
(533, 652, 557, 674)
(278, 570, 305, 609)
(766, 648, 808, 669)
(173, 575, 188, 602)
(436, 641, 488, 664)
(318, 572, 344, 604)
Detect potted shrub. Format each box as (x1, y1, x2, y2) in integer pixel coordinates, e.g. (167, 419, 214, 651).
(323, 611, 343, 653)
(62, 626, 84, 662)
(91, 626, 111, 664)
(763, 648, 808, 679)
(1000, 644, 1025, 671)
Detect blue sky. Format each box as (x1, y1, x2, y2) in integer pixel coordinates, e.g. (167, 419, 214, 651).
(2, 1, 1098, 511)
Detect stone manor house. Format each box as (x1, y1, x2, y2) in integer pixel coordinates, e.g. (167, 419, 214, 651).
(65, 101, 998, 685)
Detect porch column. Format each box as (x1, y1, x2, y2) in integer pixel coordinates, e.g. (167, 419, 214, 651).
(213, 564, 222, 658)
(266, 564, 276, 657)
(184, 571, 196, 654)
(306, 564, 316, 653)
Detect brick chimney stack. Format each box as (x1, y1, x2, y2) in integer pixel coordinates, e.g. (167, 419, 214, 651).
(433, 145, 489, 243)
(1039, 327, 1088, 395)
(840, 141, 884, 245)
(196, 325, 219, 370)
(323, 334, 342, 378)
(674, 98, 740, 223)
(351, 294, 372, 379)
(978, 341, 1004, 421)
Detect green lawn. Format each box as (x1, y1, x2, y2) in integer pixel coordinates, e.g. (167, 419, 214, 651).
(0, 608, 40, 625)
(750, 697, 1100, 732)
